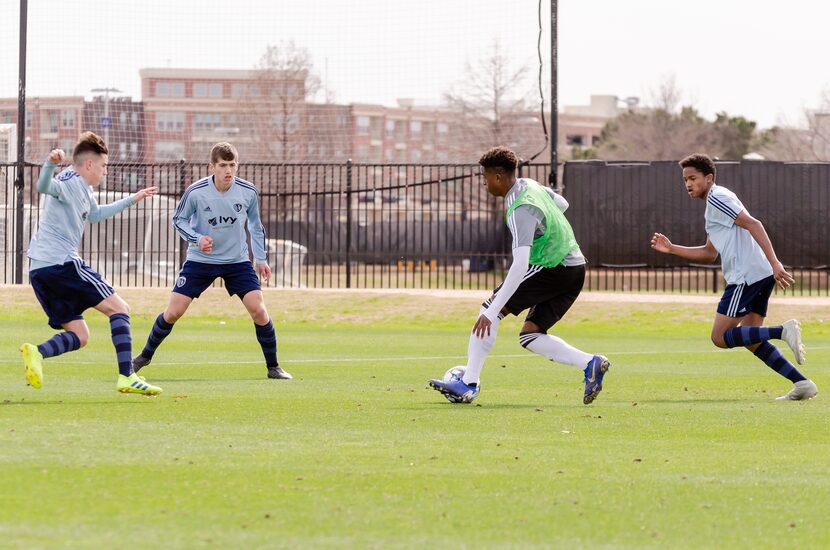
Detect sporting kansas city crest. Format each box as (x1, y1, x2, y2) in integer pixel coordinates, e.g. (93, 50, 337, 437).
(234, 203, 243, 212)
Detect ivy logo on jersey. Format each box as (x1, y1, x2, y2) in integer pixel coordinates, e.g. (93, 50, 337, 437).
(234, 203, 243, 212)
(82, 211, 88, 221)
(176, 276, 186, 288)
(203, 206, 212, 212)
(208, 217, 218, 226)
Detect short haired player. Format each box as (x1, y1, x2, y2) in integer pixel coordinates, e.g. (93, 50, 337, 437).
(429, 146, 610, 404)
(651, 153, 816, 400)
(20, 131, 162, 395)
(131, 142, 291, 380)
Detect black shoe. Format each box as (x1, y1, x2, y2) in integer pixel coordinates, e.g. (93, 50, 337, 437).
(267, 366, 293, 380)
(132, 354, 152, 373)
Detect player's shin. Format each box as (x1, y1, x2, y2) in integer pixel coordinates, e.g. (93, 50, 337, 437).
(521, 332, 593, 367)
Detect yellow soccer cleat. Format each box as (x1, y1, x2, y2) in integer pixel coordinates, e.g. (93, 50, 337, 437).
(117, 373, 162, 396)
(20, 343, 44, 389)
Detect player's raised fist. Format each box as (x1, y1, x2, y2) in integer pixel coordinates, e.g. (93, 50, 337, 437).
(48, 149, 66, 165)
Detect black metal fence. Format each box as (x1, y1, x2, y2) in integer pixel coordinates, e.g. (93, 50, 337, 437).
(1, 160, 827, 294)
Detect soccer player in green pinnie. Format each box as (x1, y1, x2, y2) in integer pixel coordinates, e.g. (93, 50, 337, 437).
(651, 153, 816, 400)
(429, 146, 611, 404)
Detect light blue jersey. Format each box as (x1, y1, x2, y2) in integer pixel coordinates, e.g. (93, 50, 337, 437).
(705, 184, 773, 285)
(173, 176, 268, 265)
(28, 162, 135, 271)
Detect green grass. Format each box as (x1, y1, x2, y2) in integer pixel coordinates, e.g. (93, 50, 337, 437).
(1, 288, 829, 549)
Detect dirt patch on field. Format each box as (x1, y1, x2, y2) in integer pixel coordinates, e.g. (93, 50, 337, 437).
(2, 285, 826, 326)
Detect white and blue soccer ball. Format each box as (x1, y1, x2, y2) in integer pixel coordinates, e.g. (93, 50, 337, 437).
(441, 365, 478, 403)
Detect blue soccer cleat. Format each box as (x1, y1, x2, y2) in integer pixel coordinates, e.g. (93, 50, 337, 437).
(583, 354, 610, 405)
(428, 377, 479, 403)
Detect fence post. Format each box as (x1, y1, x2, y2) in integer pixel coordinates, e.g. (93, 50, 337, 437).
(345, 159, 352, 289)
(14, 0, 28, 284)
(177, 158, 187, 268)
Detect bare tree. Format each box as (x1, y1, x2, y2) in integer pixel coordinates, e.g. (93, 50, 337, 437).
(762, 90, 830, 161)
(239, 41, 322, 162)
(444, 40, 538, 161)
(596, 77, 726, 160)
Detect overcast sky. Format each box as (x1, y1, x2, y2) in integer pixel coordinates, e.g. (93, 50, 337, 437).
(1, 0, 828, 129)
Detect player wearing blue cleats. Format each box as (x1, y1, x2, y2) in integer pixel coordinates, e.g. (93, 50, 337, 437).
(429, 147, 611, 405)
(583, 355, 611, 405)
(428, 377, 479, 403)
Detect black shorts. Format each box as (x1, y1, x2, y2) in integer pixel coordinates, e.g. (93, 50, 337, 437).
(30, 259, 115, 329)
(717, 275, 775, 318)
(487, 264, 585, 332)
(173, 260, 261, 299)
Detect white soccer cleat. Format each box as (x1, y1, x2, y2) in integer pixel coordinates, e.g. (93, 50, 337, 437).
(775, 379, 818, 401)
(781, 319, 806, 365)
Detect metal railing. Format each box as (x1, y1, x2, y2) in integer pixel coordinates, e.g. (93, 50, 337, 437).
(2, 161, 827, 294)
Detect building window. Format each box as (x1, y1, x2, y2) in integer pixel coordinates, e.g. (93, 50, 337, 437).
(43, 111, 59, 133)
(194, 113, 222, 132)
(155, 82, 184, 97)
(356, 116, 370, 135)
(410, 149, 422, 162)
(131, 112, 139, 127)
(25, 111, 33, 128)
(130, 142, 138, 158)
(156, 112, 185, 132)
(193, 83, 208, 97)
(385, 120, 395, 138)
(270, 114, 299, 134)
(119, 112, 127, 127)
(231, 83, 246, 98)
(60, 110, 75, 129)
(410, 120, 422, 136)
(155, 141, 185, 161)
(0, 111, 13, 124)
(566, 134, 584, 146)
(119, 142, 127, 160)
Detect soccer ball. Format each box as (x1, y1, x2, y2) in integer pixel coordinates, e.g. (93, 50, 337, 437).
(441, 365, 477, 403)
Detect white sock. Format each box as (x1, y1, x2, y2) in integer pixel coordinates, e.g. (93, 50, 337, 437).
(522, 333, 593, 368)
(462, 313, 501, 385)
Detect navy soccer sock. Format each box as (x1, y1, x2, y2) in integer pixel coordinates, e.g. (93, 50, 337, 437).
(255, 319, 279, 369)
(37, 331, 81, 358)
(109, 313, 134, 377)
(141, 313, 175, 359)
(723, 325, 783, 348)
(753, 341, 806, 383)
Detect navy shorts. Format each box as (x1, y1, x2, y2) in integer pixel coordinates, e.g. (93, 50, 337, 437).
(30, 259, 115, 329)
(717, 275, 775, 318)
(173, 260, 261, 299)
(489, 264, 585, 332)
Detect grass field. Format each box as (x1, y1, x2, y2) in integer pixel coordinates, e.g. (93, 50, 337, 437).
(1, 286, 829, 549)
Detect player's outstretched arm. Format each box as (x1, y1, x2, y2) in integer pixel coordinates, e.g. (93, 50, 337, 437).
(733, 210, 794, 289)
(36, 149, 66, 197)
(651, 233, 719, 263)
(132, 186, 158, 204)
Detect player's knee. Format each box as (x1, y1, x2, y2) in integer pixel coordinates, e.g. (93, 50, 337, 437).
(164, 309, 184, 324)
(250, 308, 269, 325)
(711, 332, 728, 348)
(519, 331, 543, 349)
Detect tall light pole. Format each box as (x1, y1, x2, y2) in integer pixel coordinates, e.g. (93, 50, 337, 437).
(549, 0, 558, 188)
(90, 87, 122, 146)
